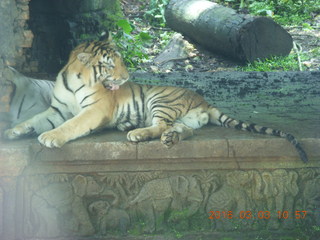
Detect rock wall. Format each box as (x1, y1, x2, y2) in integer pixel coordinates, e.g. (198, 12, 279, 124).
(0, 0, 28, 125)
(0, 142, 319, 239)
(0, 0, 28, 77)
(0, 0, 123, 75)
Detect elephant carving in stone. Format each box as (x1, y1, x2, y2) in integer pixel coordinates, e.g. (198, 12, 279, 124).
(206, 170, 260, 230)
(0, 186, 3, 236)
(129, 176, 203, 233)
(88, 200, 130, 235)
(72, 175, 119, 205)
(301, 175, 320, 227)
(262, 170, 299, 230)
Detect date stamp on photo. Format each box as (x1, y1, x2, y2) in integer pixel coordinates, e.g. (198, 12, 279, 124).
(208, 210, 307, 220)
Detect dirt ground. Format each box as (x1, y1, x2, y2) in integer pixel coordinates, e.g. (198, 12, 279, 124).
(121, 0, 320, 73)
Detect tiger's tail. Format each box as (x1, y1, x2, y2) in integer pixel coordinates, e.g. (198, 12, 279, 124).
(208, 107, 308, 163)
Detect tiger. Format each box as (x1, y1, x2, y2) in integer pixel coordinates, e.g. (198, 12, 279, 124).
(4, 32, 128, 146)
(3, 33, 308, 163)
(1, 66, 54, 127)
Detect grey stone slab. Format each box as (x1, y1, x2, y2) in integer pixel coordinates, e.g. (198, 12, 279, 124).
(137, 138, 229, 159)
(30, 140, 137, 162)
(0, 142, 29, 177)
(1, 125, 319, 166)
(227, 138, 300, 158)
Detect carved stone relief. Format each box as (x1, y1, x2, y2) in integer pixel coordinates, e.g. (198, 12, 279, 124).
(0, 184, 3, 237)
(262, 169, 299, 229)
(205, 170, 258, 230)
(298, 169, 320, 227)
(23, 175, 95, 238)
(129, 175, 203, 233)
(18, 169, 320, 238)
(89, 200, 130, 235)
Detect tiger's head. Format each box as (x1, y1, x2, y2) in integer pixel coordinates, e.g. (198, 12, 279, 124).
(74, 35, 129, 90)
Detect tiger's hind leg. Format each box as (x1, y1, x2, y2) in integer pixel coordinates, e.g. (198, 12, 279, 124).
(4, 107, 68, 140)
(127, 101, 178, 142)
(160, 107, 209, 147)
(160, 123, 194, 148)
(127, 105, 209, 144)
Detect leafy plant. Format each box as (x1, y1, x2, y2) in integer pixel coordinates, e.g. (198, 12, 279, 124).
(144, 0, 169, 27)
(113, 19, 152, 69)
(116, 19, 133, 34)
(248, 1, 275, 17)
(264, 0, 319, 25)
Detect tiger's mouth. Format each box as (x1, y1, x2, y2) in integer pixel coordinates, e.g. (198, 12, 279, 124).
(103, 82, 120, 91)
(102, 79, 128, 91)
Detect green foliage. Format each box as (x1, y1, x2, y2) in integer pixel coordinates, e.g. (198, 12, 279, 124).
(144, 0, 169, 27)
(248, 1, 275, 17)
(116, 19, 133, 34)
(310, 46, 320, 57)
(113, 19, 152, 69)
(168, 209, 190, 222)
(252, 0, 319, 25)
(101, 0, 124, 29)
(238, 53, 307, 71)
(218, 0, 320, 25)
(79, 33, 91, 40)
(312, 225, 320, 231)
(172, 228, 183, 239)
(111, 0, 172, 70)
(127, 219, 146, 236)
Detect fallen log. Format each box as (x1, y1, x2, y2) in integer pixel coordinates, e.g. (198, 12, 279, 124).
(165, 0, 293, 62)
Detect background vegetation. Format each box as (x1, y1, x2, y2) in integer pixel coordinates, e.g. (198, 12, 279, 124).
(220, 0, 320, 25)
(112, 0, 319, 71)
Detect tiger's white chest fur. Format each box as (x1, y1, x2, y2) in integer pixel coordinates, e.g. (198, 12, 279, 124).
(53, 72, 99, 116)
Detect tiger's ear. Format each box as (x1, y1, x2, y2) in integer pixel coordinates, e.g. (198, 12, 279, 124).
(77, 53, 92, 65)
(99, 31, 112, 42)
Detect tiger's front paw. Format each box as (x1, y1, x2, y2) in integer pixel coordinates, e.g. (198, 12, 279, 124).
(4, 124, 34, 140)
(38, 130, 67, 148)
(127, 128, 152, 142)
(161, 130, 180, 148)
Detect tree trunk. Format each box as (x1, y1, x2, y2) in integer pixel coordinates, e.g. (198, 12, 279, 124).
(165, 0, 293, 62)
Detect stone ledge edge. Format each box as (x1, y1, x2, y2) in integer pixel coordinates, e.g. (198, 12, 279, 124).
(0, 137, 319, 177)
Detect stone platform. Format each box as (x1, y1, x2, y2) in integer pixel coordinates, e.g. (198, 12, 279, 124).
(0, 71, 320, 239)
(0, 125, 320, 240)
